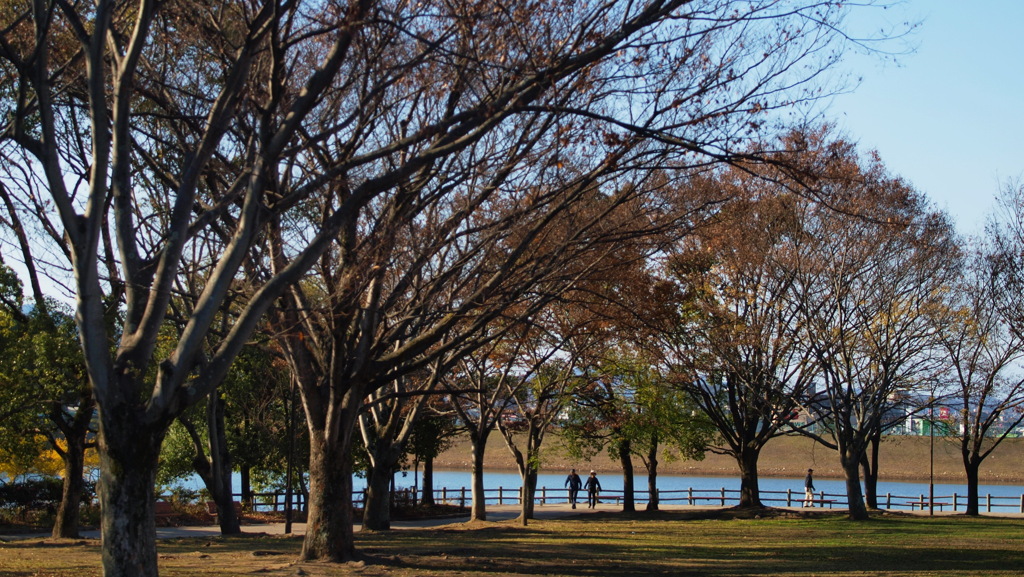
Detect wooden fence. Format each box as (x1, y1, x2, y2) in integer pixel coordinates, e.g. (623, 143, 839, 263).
(234, 486, 1024, 515)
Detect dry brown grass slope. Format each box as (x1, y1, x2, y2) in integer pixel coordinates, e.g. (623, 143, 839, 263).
(434, 434, 1024, 483)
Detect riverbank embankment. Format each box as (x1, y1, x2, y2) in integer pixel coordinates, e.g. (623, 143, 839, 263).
(434, 434, 1024, 484)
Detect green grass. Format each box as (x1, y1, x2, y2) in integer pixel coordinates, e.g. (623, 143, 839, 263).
(357, 511, 1024, 576)
(2, 510, 1023, 576)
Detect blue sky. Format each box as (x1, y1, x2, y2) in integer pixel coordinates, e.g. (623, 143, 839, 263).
(828, 1, 1024, 236)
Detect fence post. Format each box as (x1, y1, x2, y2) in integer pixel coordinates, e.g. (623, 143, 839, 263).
(460, 487, 466, 508)
(442, 487, 447, 504)
(541, 486, 546, 505)
(952, 493, 958, 512)
(688, 487, 693, 506)
(786, 489, 792, 507)
(498, 487, 503, 505)
(1020, 494, 1023, 514)
(986, 493, 992, 513)
(885, 493, 891, 510)
(720, 487, 726, 506)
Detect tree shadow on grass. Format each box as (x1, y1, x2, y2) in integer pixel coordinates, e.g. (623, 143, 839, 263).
(356, 509, 1024, 576)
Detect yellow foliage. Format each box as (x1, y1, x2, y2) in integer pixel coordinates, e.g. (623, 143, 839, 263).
(0, 435, 98, 480)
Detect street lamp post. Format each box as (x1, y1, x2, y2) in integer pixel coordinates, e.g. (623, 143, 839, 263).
(929, 400, 934, 517)
(284, 376, 298, 534)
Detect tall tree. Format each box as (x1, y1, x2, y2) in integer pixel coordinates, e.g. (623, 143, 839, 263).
(0, 260, 34, 428)
(0, 0, 879, 572)
(0, 258, 95, 538)
(932, 183, 1024, 515)
(31, 306, 96, 538)
(358, 366, 443, 530)
(661, 165, 819, 509)
(502, 366, 585, 523)
(562, 351, 713, 512)
(405, 400, 459, 507)
(443, 324, 525, 522)
(629, 367, 714, 512)
(157, 343, 297, 512)
(791, 134, 958, 520)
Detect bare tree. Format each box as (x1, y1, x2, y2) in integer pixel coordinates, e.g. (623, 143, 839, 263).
(662, 163, 819, 509)
(174, 391, 241, 534)
(932, 183, 1024, 515)
(0, 0, 878, 571)
(792, 136, 958, 520)
(444, 322, 539, 522)
(563, 348, 714, 512)
(495, 311, 605, 526)
(358, 366, 442, 530)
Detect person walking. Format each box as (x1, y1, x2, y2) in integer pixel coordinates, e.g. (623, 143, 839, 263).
(565, 469, 583, 509)
(585, 470, 602, 509)
(803, 468, 815, 507)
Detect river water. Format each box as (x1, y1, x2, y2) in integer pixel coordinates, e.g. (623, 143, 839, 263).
(388, 469, 1024, 511)
(183, 469, 1024, 513)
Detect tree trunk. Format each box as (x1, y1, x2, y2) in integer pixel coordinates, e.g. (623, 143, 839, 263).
(362, 453, 399, 531)
(518, 467, 538, 526)
(470, 434, 489, 521)
(964, 457, 981, 516)
(52, 430, 87, 538)
(240, 465, 253, 509)
(617, 438, 635, 513)
(860, 453, 878, 509)
(736, 444, 763, 508)
(207, 395, 240, 534)
(52, 396, 95, 539)
(503, 422, 545, 526)
(97, 415, 165, 577)
(421, 456, 435, 506)
(297, 473, 310, 514)
(645, 436, 659, 512)
(860, 434, 880, 509)
(300, 428, 357, 562)
(184, 395, 241, 535)
(841, 447, 868, 520)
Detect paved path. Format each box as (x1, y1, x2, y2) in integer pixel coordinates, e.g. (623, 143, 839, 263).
(1, 504, 576, 541)
(2, 503, 637, 541)
(158, 503, 599, 538)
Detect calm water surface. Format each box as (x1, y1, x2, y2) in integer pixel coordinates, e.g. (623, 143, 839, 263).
(386, 469, 1024, 511)
(185, 469, 1024, 512)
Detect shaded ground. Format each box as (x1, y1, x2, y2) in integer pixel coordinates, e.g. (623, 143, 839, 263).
(0, 503, 469, 539)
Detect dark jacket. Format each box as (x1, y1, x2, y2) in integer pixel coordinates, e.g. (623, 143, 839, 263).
(565, 473, 582, 490)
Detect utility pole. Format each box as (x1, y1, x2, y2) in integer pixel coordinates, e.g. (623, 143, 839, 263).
(285, 376, 298, 534)
(929, 398, 935, 517)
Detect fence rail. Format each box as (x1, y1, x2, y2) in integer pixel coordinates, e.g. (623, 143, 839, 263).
(222, 486, 1024, 515)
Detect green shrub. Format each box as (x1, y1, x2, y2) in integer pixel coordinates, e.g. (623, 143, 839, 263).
(0, 477, 96, 513)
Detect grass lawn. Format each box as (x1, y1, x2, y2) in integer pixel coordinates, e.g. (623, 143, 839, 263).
(2, 509, 1023, 576)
